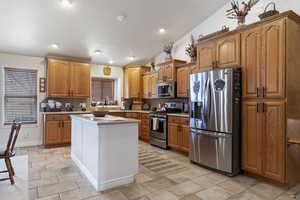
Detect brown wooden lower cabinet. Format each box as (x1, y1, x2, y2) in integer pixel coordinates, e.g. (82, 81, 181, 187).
(140, 114, 150, 141)
(168, 116, 189, 153)
(44, 114, 71, 146)
(242, 100, 285, 183)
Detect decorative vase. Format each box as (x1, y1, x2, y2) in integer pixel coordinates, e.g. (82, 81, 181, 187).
(237, 15, 246, 28)
(165, 54, 172, 62)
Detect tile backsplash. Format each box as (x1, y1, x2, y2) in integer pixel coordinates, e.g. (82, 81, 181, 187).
(143, 98, 189, 111)
(40, 98, 90, 112)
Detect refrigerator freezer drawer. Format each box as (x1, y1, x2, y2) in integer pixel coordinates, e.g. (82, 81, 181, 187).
(190, 129, 232, 173)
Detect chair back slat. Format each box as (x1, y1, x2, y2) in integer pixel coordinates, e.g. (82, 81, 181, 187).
(5, 122, 22, 155)
(10, 123, 21, 153)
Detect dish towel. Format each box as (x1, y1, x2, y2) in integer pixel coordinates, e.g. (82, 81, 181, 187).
(152, 118, 159, 131)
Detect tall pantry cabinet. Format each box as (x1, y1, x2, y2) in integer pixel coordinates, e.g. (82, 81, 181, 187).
(241, 12, 300, 187)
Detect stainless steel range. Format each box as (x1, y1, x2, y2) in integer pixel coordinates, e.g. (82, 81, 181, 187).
(189, 67, 241, 176)
(150, 102, 183, 149)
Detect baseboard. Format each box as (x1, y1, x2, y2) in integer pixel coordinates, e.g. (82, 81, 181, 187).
(71, 153, 98, 189)
(71, 153, 135, 192)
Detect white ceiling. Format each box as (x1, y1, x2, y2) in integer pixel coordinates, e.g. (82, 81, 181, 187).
(0, 0, 229, 66)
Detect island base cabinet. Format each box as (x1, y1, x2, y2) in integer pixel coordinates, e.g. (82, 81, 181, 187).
(242, 101, 285, 184)
(71, 117, 139, 191)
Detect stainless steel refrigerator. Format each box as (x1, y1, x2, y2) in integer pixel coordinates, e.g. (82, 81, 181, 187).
(189, 68, 241, 176)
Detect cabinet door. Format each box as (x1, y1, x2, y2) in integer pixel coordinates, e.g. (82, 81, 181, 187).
(158, 66, 165, 83)
(165, 64, 174, 81)
(129, 68, 141, 98)
(47, 59, 70, 97)
(151, 73, 158, 97)
(70, 62, 91, 97)
(177, 67, 190, 97)
(61, 120, 71, 143)
(263, 101, 285, 183)
(168, 124, 179, 149)
(242, 101, 263, 175)
(123, 68, 130, 99)
(216, 33, 241, 68)
(45, 121, 61, 145)
(197, 41, 215, 70)
(181, 125, 189, 153)
(142, 75, 150, 98)
(261, 19, 286, 99)
(241, 28, 262, 98)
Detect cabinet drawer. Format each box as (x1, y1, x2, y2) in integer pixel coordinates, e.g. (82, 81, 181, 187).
(46, 114, 70, 121)
(125, 112, 140, 119)
(168, 116, 189, 125)
(141, 113, 150, 119)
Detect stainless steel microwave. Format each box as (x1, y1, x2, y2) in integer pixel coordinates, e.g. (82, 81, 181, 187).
(157, 82, 176, 98)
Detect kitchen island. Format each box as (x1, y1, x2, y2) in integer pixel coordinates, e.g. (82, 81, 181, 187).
(70, 114, 139, 191)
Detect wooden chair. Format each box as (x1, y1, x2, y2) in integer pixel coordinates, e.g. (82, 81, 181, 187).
(0, 122, 21, 184)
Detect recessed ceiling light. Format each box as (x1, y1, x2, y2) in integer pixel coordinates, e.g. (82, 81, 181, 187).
(51, 43, 60, 49)
(60, 0, 72, 8)
(94, 50, 102, 55)
(128, 56, 135, 61)
(109, 60, 114, 64)
(117, 15, 126, 22)
(159, 28, 166, 34)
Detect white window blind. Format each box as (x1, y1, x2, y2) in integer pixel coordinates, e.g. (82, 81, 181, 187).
(92, 78, 114, 102)
(4, 68, 37, 124)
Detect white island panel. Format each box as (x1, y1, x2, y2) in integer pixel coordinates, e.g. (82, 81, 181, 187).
(71, 115, 139, 191)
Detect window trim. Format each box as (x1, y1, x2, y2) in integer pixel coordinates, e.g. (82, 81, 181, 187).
(3, 67, 38, 125)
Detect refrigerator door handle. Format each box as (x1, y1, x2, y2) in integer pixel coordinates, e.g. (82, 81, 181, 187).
(190, 129, 231, 138)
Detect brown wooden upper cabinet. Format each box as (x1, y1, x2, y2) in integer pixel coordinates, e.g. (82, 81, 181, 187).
(123, 66, 150, 99)
(197, 33, 240, 71)
(47, 58, 91, 98)
(142, 74, 151, 98)
(242, 18, 285, 99)
(142, 72, 158, 98)
(177, 64, 195, 97)
(242, 100, 285, 183)
(70, 62, 91, 97)
(197, 33, 241, 71)
(157, 60, 186, 83)
(216, 33, 241, 68)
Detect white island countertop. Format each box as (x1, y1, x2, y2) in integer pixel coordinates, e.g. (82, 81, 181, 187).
(71, 114, 140, 125)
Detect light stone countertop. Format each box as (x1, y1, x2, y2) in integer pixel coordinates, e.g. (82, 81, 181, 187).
(41, 110, 189, 118)
(41, 111, 92, 115)
(71, 114, 140, 125)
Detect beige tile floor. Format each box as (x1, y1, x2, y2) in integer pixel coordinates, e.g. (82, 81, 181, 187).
(8, 141, 300, 200)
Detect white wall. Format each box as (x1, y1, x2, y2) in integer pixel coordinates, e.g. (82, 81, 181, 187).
(0, 53, 124, 147)
(90, 64, 124, 104)
(0, 53, 46, 147)
(155, 0, 300, 64)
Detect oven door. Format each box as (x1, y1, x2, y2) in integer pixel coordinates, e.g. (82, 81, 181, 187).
(150, 117, 167, 140)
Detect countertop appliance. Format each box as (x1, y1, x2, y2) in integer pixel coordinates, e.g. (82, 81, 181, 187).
(150, 102, 183, 149)
(157, 82, 176, 98)
(189, 68, 241, 176)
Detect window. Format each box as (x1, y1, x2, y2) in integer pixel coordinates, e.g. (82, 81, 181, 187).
(4, 68, 37, 124)
(91, 78, 115, 102)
